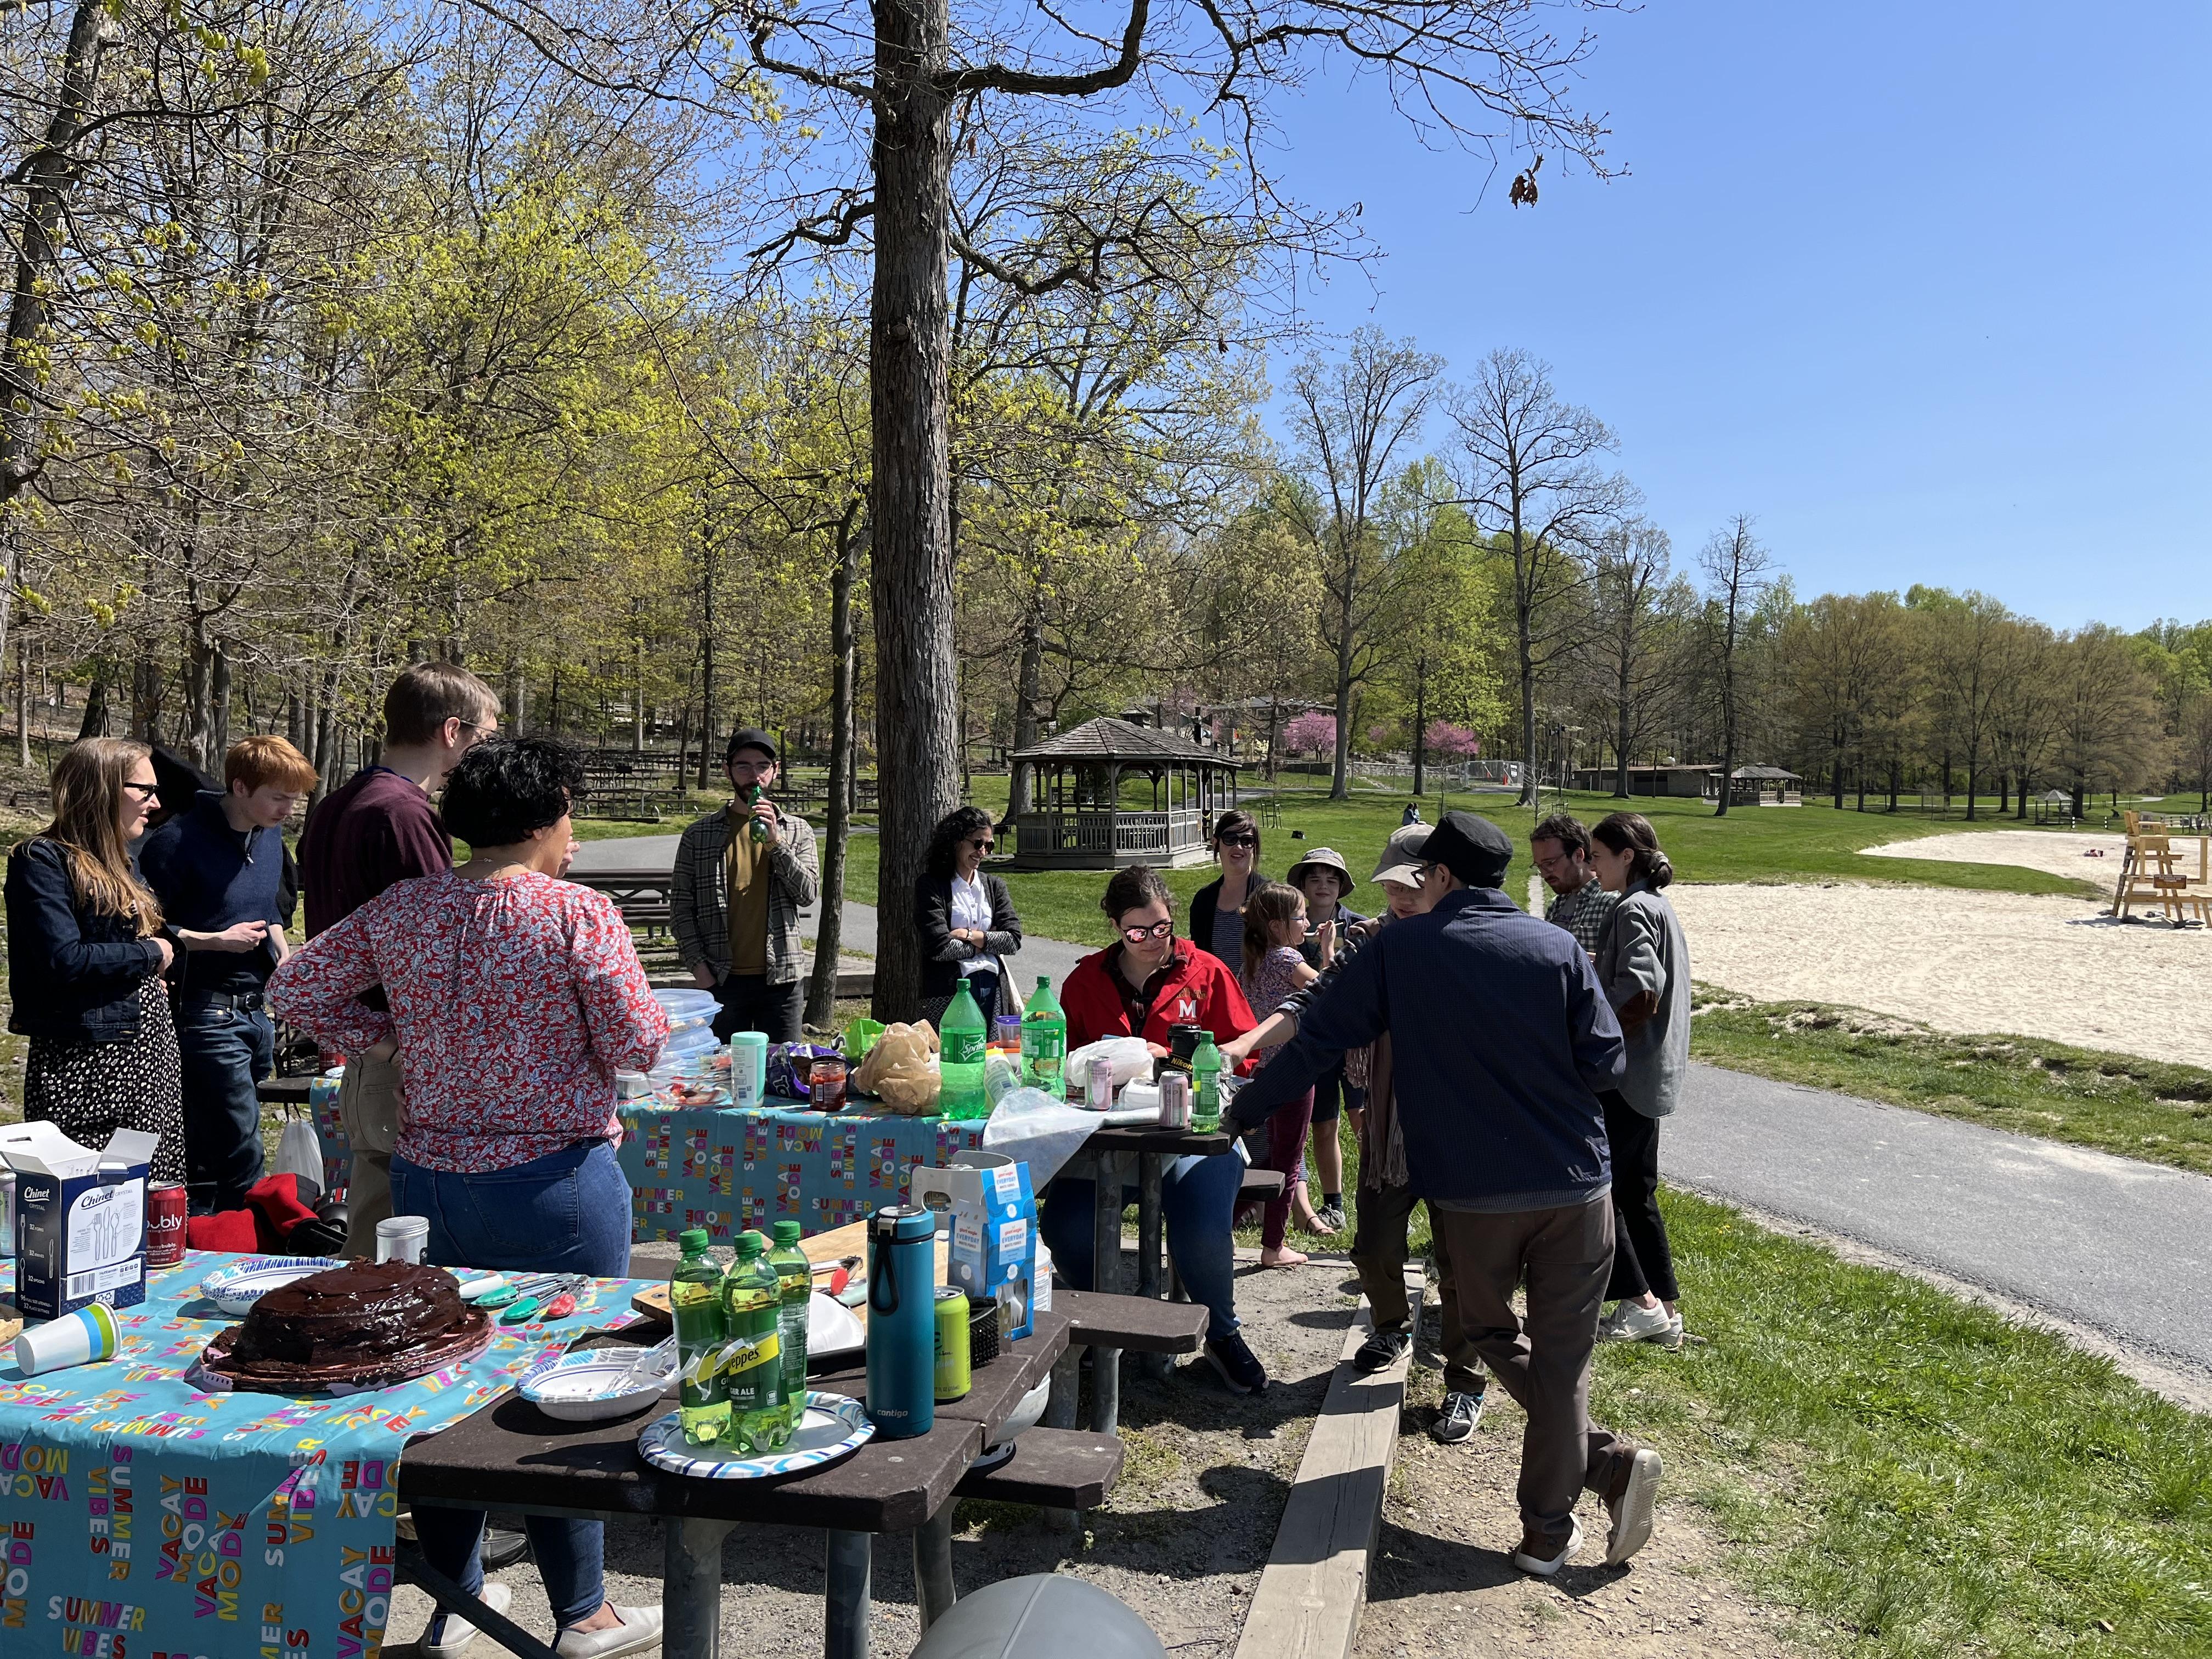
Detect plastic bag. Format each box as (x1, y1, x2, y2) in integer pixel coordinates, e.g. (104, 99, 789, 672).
(1065, 1036, 1153, 1092)
(272, 1113, 324, 1205)
(852, 1022, 943, 1114)
(983, 1087, 1100, 1189)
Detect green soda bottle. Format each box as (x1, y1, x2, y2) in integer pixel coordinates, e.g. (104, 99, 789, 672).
(748, 782, 771, 844)
(672, 1228, 730, 1447)
(769, 1220, 811, 1434)
(940, 977, 990, 1119)
(720, 1231, 788, 1453)
(1020, 975, 1067, 1095)
(1192, 1034, 1224, 1130)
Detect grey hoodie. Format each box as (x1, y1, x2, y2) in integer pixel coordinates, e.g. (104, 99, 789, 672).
(1593, 882, 1691, 1118)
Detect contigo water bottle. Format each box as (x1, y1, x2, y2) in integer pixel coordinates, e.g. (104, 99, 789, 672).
(865, 1204, 938, 1440)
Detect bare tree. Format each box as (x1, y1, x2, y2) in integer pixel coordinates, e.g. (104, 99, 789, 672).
(1582, 522, 1686, 797)
(1699, 515, 1773, 818)
(1282, 330, 1443, 798)
(1449, 348, 1632, 805)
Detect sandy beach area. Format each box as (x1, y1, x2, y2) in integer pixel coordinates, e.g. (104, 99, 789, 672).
(1671, 882, 2212, 1068)
(1860, 828, 2128, 883)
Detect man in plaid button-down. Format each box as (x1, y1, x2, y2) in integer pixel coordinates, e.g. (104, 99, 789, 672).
(671, 726, 820, 1041)
(1532, 812, 1617, 958)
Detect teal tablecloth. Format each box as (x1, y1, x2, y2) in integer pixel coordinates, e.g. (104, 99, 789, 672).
(0, 1251, 659, 1659)
(308, 1072, 986, 1243)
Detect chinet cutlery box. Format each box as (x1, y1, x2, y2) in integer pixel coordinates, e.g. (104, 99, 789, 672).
(0, 1122, 159, 1321)
(909, 1152, 1038, 1341)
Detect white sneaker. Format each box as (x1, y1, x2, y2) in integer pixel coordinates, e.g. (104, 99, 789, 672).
(422, 1582, 511, 1657)
(1511, 1516, 1582, 1578)
(1598, 1300, 1674, 1344)
(554, 1605, 664, 1658)
(1604, 1447, 1663, 1565)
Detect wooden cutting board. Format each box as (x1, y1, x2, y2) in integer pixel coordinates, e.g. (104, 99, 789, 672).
(627, 1220, 948, 1326)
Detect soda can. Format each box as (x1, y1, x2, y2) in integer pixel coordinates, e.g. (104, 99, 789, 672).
(145, 1183, 188, 1268)
(933, 1286, 972, 1401)
(0, 1169, 16, 1258)
(1085, 1062, 1116, 1111)
(1159, 1073, 1191, 1129)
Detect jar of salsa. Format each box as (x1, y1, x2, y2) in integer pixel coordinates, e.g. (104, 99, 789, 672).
(809, 1056, 849, 1111)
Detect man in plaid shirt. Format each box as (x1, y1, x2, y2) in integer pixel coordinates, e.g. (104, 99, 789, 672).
(672, 727, 821, 1041)
(1531, 813, 1618, 957)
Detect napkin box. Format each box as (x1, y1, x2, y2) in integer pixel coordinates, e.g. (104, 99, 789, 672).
(0, 1123, 159, 1321)
(910, 1153, 1037, 1341)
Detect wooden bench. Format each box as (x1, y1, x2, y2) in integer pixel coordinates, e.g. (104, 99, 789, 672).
(1240, 1168, 1285, 1200)
(1056, 1286, 1206, 1354)
(255, 1075, 314, 1109)
(955, 1427, 1122, 1509)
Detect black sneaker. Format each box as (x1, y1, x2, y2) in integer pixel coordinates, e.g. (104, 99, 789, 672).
(1431, 1388, 1486, 1443)
(1354, 1328, 1412, 1373)
(1204, 1331, 1268, 1394)
(482, 1526, 531, 1570)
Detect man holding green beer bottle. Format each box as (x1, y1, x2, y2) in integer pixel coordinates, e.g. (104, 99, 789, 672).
(672, 727, 821, 1042)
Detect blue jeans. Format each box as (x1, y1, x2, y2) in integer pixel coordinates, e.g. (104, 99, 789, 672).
(176, 997, 273, 1214)
(391, 1140, 633, 1628)
(1041, 1152, 1244, 1341)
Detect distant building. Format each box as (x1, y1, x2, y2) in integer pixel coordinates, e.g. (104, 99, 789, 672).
(1571, 764, 1716, 798)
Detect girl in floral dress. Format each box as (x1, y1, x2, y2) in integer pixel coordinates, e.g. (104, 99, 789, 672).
(1239, 882, 1325, 1265)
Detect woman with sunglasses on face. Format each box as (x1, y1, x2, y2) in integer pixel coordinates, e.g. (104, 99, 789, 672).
(915, 806, 1023, 1025)
(1042, 865, 1270, 1393)
(1188, 809, 1265, 968)
(5, 738, 187, 1181)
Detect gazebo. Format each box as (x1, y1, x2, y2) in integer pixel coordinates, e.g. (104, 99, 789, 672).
(1706, 764, 1803, 806)
(1008, 716, 1241, 870)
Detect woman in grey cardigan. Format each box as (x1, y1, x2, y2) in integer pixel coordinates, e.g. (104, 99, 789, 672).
(1589, 812, 1692, 1348)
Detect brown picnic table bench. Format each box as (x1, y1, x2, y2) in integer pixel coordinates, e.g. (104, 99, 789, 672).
(397, 1283, 1197, 1659)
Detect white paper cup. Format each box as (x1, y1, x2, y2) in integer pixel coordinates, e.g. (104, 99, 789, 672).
(375, 1216, 430, 1265)
(16, 1303, 120, 1376)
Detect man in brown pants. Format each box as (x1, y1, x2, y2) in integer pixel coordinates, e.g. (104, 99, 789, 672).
(1227, 810, 1663, 1575)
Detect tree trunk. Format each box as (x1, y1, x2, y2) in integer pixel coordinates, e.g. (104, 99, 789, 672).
(1714, 648, 1736, 820)
(807, 507, 864, 1029)
(696, 512, 718, 789)
(77, 661, 108, 740)
(1613, 648, 1632, 800)
(1007, 601, 1043, 818)
(868, 0, 959, 1023)
(208, 642, 231, 765)
(15, 631, 29, 769)
(1410, 653, 1427, 799)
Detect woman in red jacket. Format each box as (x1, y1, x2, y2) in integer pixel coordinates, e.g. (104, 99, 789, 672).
(1042, 865, 1269, 1394)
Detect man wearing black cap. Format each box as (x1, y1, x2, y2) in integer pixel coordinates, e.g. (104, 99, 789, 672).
(1224, 809, 1663, 1577)
(671, 727, 821, 1041)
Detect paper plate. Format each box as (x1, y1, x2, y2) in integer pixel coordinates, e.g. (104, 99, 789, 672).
(637, 1391, 873, 1480)
(808, 1291, 865, 1359)
(519, 1348, 674, 1423)
(197, 1255, 343, 1317)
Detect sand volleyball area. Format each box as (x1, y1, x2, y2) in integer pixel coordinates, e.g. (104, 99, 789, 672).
(1673, 828, 2212, 1066)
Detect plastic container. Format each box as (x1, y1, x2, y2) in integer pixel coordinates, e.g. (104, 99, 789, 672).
(731, 1031, 769, 1109)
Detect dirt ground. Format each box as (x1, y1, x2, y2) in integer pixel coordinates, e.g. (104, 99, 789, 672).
(1668, 879, 2212, 1066)
(382, 1248, 1361, 1656)
(1361, 1343, 1808, 1659)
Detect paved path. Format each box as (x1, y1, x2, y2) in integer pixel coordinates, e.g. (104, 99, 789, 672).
(569, 832, 2212, 1381)
(1670, 1063, 2212, 1381)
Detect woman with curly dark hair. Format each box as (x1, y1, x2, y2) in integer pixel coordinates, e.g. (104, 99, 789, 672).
(913, 804, 1022, 1025)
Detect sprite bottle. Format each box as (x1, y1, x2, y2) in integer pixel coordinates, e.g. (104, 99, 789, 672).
(672, 1229, 730, 1447)
(940, 977, 990, 1119)
(1020, 974, 1067, 1096)
(1192, 1034, 1225, 1131)
(769, 1220, 811, 1434)
(748, 782, 771, 844)
(720, 1230, 788, 1452)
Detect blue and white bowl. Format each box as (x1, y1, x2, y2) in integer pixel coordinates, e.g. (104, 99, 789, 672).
(518, 1347, 675, 1423)
(636, 1391, 874, 1480)
(197, 1256, 339, 1317)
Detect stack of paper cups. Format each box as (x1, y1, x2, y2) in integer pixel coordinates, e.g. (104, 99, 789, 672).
(16, 1302, 120, 1376)
(375, 1215, 430, 1265)
(730, 1031, 769, 1109)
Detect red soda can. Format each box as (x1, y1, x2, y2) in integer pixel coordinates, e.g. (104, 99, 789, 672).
(146, 1183, 188, 1267)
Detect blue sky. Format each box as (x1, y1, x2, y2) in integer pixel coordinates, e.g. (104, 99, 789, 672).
(1262, 1, 2209, 630)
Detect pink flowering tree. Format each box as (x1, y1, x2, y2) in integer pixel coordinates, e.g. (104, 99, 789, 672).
(1424, 721, 1482, 760)
(1283, 710, 1336, 758)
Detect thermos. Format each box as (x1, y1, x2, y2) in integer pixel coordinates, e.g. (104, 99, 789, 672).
(865, 1204, 938, 1439)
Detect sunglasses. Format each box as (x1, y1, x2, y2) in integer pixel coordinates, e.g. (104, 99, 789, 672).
(1216, 833, 1256, 848)
(1119, 919, 1175, 945)
(968, 837, 995, 853)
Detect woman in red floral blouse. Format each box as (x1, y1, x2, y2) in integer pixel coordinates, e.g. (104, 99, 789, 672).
(269, 737, 668, 1657)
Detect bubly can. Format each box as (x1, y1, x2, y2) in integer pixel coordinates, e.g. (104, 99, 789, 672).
(1085, 1063, 1115, 1111)
(145, 1182, 188, 1267)
(934, 1286, 972, 1401)
(1159, 1073, 1191, 1129)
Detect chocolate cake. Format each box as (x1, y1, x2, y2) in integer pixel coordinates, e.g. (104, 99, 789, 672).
(225, 1260, 478, 1380)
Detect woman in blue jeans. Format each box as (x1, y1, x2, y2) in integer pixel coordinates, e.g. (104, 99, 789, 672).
(270, 739, 669, 1659)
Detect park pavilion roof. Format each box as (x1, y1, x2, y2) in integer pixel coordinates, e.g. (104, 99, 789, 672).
(1012, 716, 1241, 768)
(1723, 764, 1803, 782)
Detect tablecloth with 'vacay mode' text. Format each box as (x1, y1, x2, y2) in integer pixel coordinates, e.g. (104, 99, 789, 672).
(0, 1251, 657, 1659)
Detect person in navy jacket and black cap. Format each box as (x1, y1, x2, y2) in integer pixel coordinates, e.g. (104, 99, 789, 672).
(1225, 810, 1664, 1579)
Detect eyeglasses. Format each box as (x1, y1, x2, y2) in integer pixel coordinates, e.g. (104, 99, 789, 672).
(1216, 833, 1255, 849)
(1119, 919, 1175, 945)
(1413, 862, 1440, 882)
(122, 781, 161, 800)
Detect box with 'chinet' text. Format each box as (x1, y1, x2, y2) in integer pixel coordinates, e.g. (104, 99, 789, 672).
(908, 1151, 1036, 1341)
(0, 1122, 160, 1321)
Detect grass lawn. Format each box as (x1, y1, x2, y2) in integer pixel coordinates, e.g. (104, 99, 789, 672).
(1688, 990, 2212, 1177)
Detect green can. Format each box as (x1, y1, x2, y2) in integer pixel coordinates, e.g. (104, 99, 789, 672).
(934, 1286, 972, 1402)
